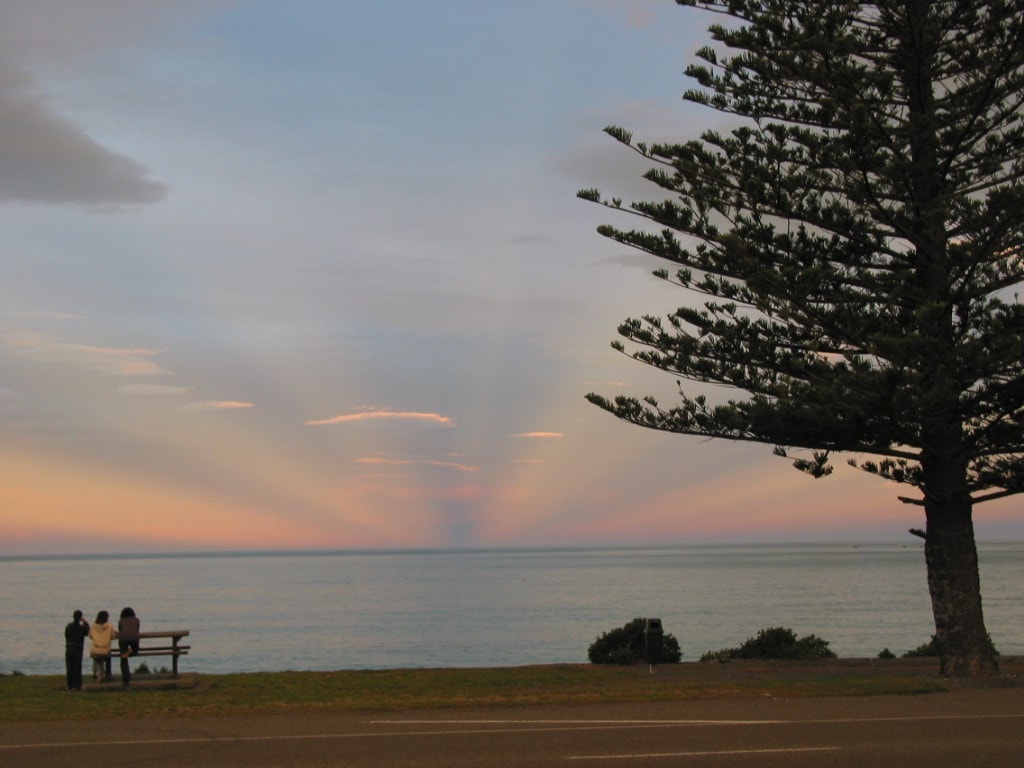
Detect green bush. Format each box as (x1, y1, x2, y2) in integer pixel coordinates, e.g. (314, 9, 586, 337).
(588, 617, 682, 664)
(902, 633, 1000, 658)
(700, 626, 837, 661)
(902, 636, 939, 658)
(877, 647, 896, 659)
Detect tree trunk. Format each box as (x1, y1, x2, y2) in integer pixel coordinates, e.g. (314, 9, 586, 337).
(895, 0, 998, 679)
(923, 498, 998, 677)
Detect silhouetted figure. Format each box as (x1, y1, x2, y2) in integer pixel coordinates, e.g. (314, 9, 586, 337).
(118, 607, 141, 687)
(64, 609, 89, 690)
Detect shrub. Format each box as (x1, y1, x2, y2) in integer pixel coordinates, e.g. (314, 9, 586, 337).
(700, 626, 837, 661)
(588, 617, 682, 664)
(902, 636, 939, 658)
(877, 647, 896, 659)
(902, 633, 999, 659)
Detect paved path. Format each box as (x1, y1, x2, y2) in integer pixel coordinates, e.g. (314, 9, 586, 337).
(4, 687, 1022, 767)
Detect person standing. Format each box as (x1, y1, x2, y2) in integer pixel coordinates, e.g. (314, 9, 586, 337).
(64, 610, 89, 690)
(117, 607, 141, 687)
(88, 610, 116, 682)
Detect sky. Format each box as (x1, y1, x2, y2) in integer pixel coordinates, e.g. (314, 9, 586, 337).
(2, 1, 1020, 555)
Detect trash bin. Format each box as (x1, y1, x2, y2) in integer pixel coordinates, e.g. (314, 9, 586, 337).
(644, 618, 664, 664)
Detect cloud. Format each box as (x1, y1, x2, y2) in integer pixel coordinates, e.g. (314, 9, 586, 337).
(583, 0, 659, 28)
(181, 400, 255, 412)
(16, 311, 83, 320)
(305, 410, 455, 427)
(118, 384, 193, 396)
(3, 332, 168, 377)
(355, 457, 479, 472)
(513, 431, 565, 439)
(0, 65, 167, 207)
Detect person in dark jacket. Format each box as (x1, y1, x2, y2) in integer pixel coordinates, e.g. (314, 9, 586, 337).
(117, 607, 141, 687)
(64, 609, 90, 690)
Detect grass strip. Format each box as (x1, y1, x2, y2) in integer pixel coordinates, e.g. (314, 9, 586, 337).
(0, 664, 949, 722)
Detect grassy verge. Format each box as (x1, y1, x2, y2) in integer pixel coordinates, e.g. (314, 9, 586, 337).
(0, 663, 950, 722)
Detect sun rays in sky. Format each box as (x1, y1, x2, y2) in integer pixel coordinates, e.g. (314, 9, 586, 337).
(2, 2, 1021, 554)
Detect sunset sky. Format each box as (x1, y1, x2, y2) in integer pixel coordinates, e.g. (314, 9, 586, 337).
(2, 1, 1020, 555)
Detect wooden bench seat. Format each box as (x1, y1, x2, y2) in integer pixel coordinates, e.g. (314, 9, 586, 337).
(112, 630, 191, 677)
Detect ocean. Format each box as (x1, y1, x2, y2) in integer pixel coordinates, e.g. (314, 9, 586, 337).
(2, 542, 1020, 676)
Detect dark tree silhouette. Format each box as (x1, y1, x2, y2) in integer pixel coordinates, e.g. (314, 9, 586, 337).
(580, 0, 1023, 676)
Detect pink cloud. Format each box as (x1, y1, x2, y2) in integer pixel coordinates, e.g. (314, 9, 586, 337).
(305, 409, 454, 427)
(4, 332, 168, 377)
(16, 311, 82, 320)
(513, 431, 564, 439)
(182, 400, 255, 411)
(119, 384, 193, 396)
(355, 457, 479, 472)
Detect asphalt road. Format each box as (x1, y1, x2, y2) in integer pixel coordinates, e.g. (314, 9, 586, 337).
(4, 687, 1023, 767)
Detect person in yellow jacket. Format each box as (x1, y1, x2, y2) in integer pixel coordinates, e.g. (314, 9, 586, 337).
(88, 610, 117, 682)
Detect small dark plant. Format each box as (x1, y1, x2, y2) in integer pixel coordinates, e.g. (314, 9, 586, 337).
(903, 636, 939, 658)
(135, 662, 152, 674)
(902, 633, 1000, 659)
(877, 648, 896, 659)
(588, 617, 682, 664)
(701, 626, 837, 661)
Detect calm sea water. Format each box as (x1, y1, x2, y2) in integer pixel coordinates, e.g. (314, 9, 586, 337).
(2, 543, 1020, 676)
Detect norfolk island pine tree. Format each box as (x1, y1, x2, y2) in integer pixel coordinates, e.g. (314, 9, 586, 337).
(579, 0, 1023, 677)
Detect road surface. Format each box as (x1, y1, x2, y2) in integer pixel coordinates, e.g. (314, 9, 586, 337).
(3, 687, 1022, 767)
